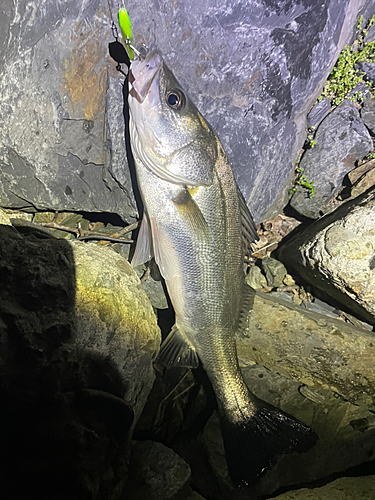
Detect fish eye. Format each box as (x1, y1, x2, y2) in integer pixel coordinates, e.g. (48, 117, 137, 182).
(166, 88, 186, 110)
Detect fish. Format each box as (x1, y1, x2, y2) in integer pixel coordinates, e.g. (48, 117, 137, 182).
(127, 50, 317, 487)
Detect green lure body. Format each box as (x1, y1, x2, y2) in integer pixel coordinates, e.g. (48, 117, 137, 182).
(118, 8, 134, 60)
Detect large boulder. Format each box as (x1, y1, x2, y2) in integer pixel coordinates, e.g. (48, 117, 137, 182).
(0, 0, 374, 223)
(279, 187, 375, 327)
(0, 224, 160, 499)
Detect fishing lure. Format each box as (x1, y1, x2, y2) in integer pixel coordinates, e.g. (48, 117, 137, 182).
(118, 8, 134, 60)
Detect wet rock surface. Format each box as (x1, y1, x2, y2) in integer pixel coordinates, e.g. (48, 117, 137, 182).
(290, 99, 373, 219)
(0, 223, 160, 499)
(0, 0, 372, 223)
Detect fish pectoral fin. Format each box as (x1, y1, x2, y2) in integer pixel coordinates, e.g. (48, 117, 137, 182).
(237, 283, 256, 335)
(236, 184, 259, 256)
(219, 397, 318, 487)
(172, 188, 212, 242)
(157, 325, 199, 369)
(131, 213, 154, 267)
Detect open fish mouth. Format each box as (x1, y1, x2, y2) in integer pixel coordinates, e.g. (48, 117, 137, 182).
(130, 51, 163, 103)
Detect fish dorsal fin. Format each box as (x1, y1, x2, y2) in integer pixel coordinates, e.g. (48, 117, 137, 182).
(131, 213, 154, 267)
(149, 218, 177, 281)
(237, 283, 256, 337)
(172, 188, 212, 242)
(237, 185, 258, 256)
(157, 325, 199, 368)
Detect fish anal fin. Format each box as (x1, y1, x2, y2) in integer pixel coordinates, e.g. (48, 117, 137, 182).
(219, 398, 318, 487)
(131, 214, 153, 267)
(236, 184, 259, 256)
(172, 188, 212, 242)
(157, 325, 199, 369)
(237, 283, 256, 336)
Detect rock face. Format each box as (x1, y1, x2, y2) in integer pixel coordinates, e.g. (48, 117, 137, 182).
(0, 0, 374, 223)
(279, 187, 375, 327)
(126, 441, 192, 500)
(272, 476, 375, 500)
(290, 99, 373, 219)
(0, 224, 160, 499)
(237, 291, 375, 409)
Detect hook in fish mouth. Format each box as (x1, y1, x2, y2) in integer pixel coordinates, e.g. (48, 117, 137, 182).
(130, 51, 163, 103)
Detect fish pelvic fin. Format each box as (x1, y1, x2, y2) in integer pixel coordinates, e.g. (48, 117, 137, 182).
(219, 398, 318, 487)
(157, 325, 199, 369)
(131, 213, 154, 267)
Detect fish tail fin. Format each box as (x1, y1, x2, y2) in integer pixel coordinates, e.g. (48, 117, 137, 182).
(218, 398, 317, 487)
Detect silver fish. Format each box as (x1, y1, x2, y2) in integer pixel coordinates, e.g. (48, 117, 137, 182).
(128, 50, 317, 486)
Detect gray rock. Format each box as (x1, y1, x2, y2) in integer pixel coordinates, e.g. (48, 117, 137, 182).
(127, 441, 191, 500)
(202, 364, 375, 496)
(347, 81, 372, 101)
(246, 265, 267, 290)
(0, 0, 373, 223)
(290, 99, 373, 219)
(280, 187, 375, 326)
(356, 61, 375, 83)
(272, 475, 375, 500)
(307, 98, 331, 130)
(261, 256, 287, 288)
(361, 97, 375, 133)
(302, 297, 340, 318)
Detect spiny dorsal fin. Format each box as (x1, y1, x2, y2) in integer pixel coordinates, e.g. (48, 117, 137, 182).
(237, 185, 259, 256)
(237, 283, 256, 336)
(157, 325, 199, 369)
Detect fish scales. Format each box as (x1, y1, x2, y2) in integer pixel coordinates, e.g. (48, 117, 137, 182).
(127, 50, 317, 486)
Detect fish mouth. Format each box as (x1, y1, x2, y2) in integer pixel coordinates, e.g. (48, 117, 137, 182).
(130, 51, 163, 103)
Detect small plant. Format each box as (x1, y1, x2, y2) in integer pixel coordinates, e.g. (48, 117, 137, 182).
(290, 164, 315, 198)
(318, 14, 375, 105)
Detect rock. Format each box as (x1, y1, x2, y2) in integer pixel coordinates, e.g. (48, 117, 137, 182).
(290, 99, 373, 219)
(357, 61, 375, 84)
(272, 475, 375, 500)
(351, 165, 375, 198)
(237, 291, 375, 409)
(279, 187, 375, 326)
(246, 265, 267, 290)
(0, 224, 160, 499)
(307, 98, 331, 130)
(283, 274, 295, 286)
(71, 241, 161, 423)
(348, 158, 375, 184)
(0, 0, 373, 223)
(261, 256, 287, 288)
(126, 441, 191, 500)
(0, 208, 11, 225)
(361, 97, 375, 133)
(202, 364, 375, 497)
(347, 81, 372, 102)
